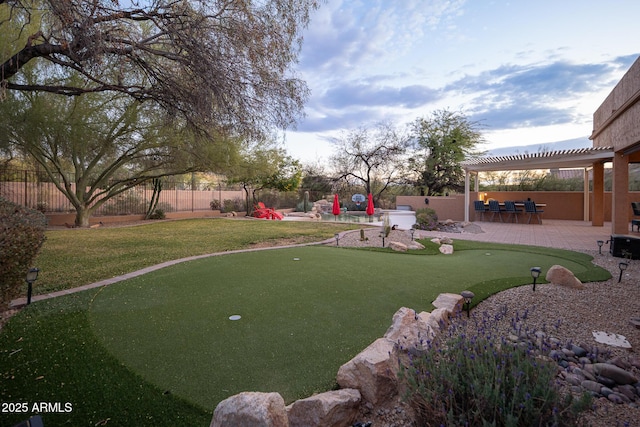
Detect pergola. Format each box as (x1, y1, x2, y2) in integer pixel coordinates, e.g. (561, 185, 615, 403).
(461, 147, 615, 224)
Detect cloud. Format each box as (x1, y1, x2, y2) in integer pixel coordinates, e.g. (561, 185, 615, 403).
(300, 0, 467, 75)
(321, 82, 441, 109)
(456, 55, 639, 129)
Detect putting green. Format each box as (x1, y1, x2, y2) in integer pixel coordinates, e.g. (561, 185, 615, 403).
(87, 245, 594, 410)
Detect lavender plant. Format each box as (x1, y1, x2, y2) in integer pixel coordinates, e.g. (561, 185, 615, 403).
(398, 308, 592, 426)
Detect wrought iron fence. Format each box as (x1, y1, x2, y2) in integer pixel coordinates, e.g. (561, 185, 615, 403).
(0, 168, 245, 216)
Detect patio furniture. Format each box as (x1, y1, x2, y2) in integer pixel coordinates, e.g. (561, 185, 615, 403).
(632, 202, 640, 232)
(524, 200, 544, 224)
(488, 200, 503, 222)
(504, 200, 522, 223)
(474, 200, 488, 221)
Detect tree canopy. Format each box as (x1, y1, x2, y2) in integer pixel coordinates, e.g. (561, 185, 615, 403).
(0, 88, 236, 226)
(409, 109, 485, 196)
(0, 0, 321, 136)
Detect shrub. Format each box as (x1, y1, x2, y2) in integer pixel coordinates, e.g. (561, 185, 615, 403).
(0, 197, 47, 308)
(414, 207, 438, 230)
(222, 198, 245, 213)
(210, 199, 221, 210)
(147, 209, 166, 220)
(398, 309, 591, 426)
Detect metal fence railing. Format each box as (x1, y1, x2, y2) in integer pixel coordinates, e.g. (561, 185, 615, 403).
(0, 168, 245, 216)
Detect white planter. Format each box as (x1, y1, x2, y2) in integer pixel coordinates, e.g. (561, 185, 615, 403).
(380, 210, 416, 230)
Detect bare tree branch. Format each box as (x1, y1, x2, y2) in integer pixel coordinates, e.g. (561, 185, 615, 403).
(1, 0, 322, 136)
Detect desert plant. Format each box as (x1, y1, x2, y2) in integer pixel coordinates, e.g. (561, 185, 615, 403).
(147, 209, 166, 220)
(398, 309, 591, 426)
(222, 198, 245, 213)
(210, 199, 221, 210)
(414, 207, 438, 230)
(0, 197, 47, 308)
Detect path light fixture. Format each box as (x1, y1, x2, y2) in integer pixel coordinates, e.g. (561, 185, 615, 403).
(461, 290, 475, 318)
(410, 228, 415, 241)
(379, 230, 386, 247)
(530, 267, 541, 291)
(25, 267, 40, 305)
(597, 240, 604, 255)
(618, 261, 629, 283)
(334, 233, 340, 247)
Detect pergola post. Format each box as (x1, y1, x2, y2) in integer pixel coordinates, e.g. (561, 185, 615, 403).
(612, 151, 630, 235)
(464, 169, 470, 222)
(592, 162, 605, 226)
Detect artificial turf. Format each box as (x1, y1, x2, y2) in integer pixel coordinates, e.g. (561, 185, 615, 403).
(0, 239, 610, 426)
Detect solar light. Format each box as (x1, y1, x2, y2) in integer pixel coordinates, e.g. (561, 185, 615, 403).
(530, 267, 541, 291)
(25, 267, 40, 305)
(461, 290, 474, 317)
(334, 233, 340, 247)
(597, 240, 604, 255)
(618, 262, 628, 283)
(410, 228, 415, 241)
(379, 230, 385, 247)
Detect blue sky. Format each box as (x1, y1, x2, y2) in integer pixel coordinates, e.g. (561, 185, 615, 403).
(283, 0, 640, 163)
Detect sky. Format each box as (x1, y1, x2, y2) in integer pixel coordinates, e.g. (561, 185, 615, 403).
(283, 0, 640, 164)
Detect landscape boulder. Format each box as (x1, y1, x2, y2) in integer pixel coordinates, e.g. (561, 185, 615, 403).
(545, 265, 584, 289)
(407, 241, 425, 250)
(336, 338, 398, 405)
(439, 244, 454, 255)
(286, 389, 361, 427)
(211, 392, 288, 427)
(432, 293, 464, 314)
(389, 241, 408, 252)
(383, 307, 435, 350)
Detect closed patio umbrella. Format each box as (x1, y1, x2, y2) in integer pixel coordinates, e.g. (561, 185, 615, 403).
(366, 193, 374, 218)
(332, 194, 341, 220)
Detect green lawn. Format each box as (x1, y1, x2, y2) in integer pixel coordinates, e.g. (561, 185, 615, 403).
(0, 220, 611, 426)
(29, 218, 360, 295)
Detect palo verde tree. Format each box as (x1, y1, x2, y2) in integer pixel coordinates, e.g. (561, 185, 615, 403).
(225, 142, 301, 215)
(330, 122, 410, 206)
(409, 109, 485, 196)
(0, 0, 321, 137)
(0, 88, 237, 226)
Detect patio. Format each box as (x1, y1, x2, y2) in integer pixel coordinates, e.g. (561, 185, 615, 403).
(417, 219, 617, 252)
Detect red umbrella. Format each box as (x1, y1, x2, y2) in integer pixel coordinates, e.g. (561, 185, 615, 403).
(366, 193, 374, 216)
(332, 194, 341, 218)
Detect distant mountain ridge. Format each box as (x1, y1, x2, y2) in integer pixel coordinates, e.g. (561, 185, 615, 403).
(485, 137, 592, 157)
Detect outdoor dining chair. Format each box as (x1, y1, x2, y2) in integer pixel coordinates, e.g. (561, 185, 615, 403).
(488, 200, 503, 222)
(524, 201, 544, 224)
(503, 200, 522, 223)
(632, 202, 640, 232)
(474, 200, 488, 221)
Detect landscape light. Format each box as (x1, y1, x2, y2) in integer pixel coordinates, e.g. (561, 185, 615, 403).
(410, 228, 415, 241)
(530, 267, 541, 291)
(334, 233, 340, 247)
(379, 230, 385, 247)
(461, 290, 475, 318)
(597, 240, 604, 255)
(25, 268, 40, 305)
(618, 262, 628, 283)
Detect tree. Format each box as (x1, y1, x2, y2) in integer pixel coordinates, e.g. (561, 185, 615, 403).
(225, 143, 301, 214)
(409, 109, 485, 196)
(330, 122, 410, 205)
(0, 0, 320, 137)
(0, 88, 236, 226)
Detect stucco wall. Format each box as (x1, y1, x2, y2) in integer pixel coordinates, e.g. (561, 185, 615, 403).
(397, 192, 640, 222)
(592, 56, 640, 150)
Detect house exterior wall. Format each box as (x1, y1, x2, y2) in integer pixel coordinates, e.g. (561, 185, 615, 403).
(592, 56, 640, 151)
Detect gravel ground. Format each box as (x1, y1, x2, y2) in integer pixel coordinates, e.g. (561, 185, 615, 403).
(336, 226, 640, 427)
